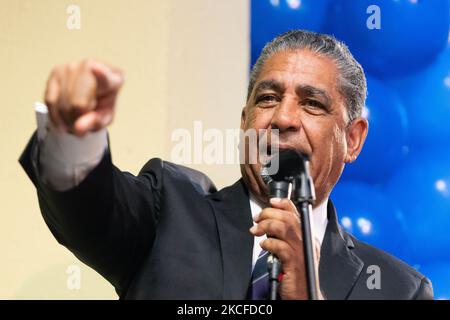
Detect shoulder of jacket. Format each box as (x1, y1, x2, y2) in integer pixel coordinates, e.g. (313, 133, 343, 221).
(138, 158, 217, 196)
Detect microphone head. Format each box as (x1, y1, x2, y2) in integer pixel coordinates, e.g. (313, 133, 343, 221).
(262, 149, 309, 182)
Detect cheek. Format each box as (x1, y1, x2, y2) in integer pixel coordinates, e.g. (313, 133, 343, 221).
(332, 124, 347, 158)
(306, 121, 347, 173)
(310, 120, 346, 153)
(244, 107, 273, 130)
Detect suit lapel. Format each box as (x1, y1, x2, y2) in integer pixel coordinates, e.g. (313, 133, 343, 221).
(207, 182, 364, 300)
(207, 179, 254, 299)
(319, 200, 364, 299)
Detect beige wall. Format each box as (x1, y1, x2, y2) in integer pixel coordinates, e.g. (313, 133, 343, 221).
(0, 0, 249, 299)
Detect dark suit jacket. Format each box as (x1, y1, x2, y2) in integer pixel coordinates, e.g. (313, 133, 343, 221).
(20, 133, 433, 299)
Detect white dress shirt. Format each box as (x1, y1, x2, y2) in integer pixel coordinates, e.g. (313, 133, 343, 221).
(34, 102, 328, 272)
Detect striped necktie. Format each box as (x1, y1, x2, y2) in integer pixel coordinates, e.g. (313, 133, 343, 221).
(247, 249, 269, 300)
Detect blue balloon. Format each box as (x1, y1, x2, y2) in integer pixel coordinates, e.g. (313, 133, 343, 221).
(417, 263, 450, 300)
(328, 0, 449, 77)
(341, 76, 408, 183)
(331, 181, 407, 258)
(386, 150, 450, 264)
(388, 47, 450, 149)
(251, 0, 330, 66)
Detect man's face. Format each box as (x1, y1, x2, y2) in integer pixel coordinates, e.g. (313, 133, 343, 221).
(240, 49, 368, 206)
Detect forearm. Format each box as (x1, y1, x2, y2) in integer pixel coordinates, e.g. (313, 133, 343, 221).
(20, 103, 158, 292)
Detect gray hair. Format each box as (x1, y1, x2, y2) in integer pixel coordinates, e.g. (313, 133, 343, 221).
(248, 30, 366, 122)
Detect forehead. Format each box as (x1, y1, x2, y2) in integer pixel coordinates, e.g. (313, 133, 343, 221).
(256, 49, 340, 97)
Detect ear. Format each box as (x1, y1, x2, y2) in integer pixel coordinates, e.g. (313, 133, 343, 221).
(344, 117, 369, 163)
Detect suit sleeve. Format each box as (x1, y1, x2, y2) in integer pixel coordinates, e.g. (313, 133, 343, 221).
(413, 277, 434, 300)
(19, 132, 160, 296)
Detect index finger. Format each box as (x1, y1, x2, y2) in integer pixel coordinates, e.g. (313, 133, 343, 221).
(269, 198, 299, 216)
(254, 206, 300, 227)
(89, 61, 124, 95)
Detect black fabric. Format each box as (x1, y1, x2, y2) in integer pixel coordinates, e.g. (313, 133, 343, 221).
(19, 132, 433, 300)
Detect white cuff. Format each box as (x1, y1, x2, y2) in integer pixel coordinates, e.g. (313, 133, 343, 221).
(35, 102, 108, 191)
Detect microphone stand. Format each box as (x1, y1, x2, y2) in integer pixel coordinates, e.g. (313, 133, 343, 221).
(291, 164, 318, 300)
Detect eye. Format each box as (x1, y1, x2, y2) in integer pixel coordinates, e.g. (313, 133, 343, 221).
(256, 94, 279, 107)
(302, 99, 329, 114)
(304, 99, 325, 109)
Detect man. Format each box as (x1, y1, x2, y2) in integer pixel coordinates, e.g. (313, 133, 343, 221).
(20, 30, 433, 299)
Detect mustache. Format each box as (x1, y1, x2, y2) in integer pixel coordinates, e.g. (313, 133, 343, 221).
(257, 130, 310, 156)
(264, 143, 310, 157)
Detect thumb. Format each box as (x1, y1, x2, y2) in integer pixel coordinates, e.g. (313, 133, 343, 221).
(73, 110, 113, 136)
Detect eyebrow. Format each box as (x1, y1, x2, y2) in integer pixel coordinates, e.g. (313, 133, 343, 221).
(296, 84, 332, 107)
(253, 80, 332, 108)
(253, 80, 285, 98)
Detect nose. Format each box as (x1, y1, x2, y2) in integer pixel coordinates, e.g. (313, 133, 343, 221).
(270, 97, 301, 133)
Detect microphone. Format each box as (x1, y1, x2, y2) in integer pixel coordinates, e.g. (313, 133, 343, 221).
(266, 179, 289, 300)
(263, 148, 308, 182)
(261, 149, 318, 300)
